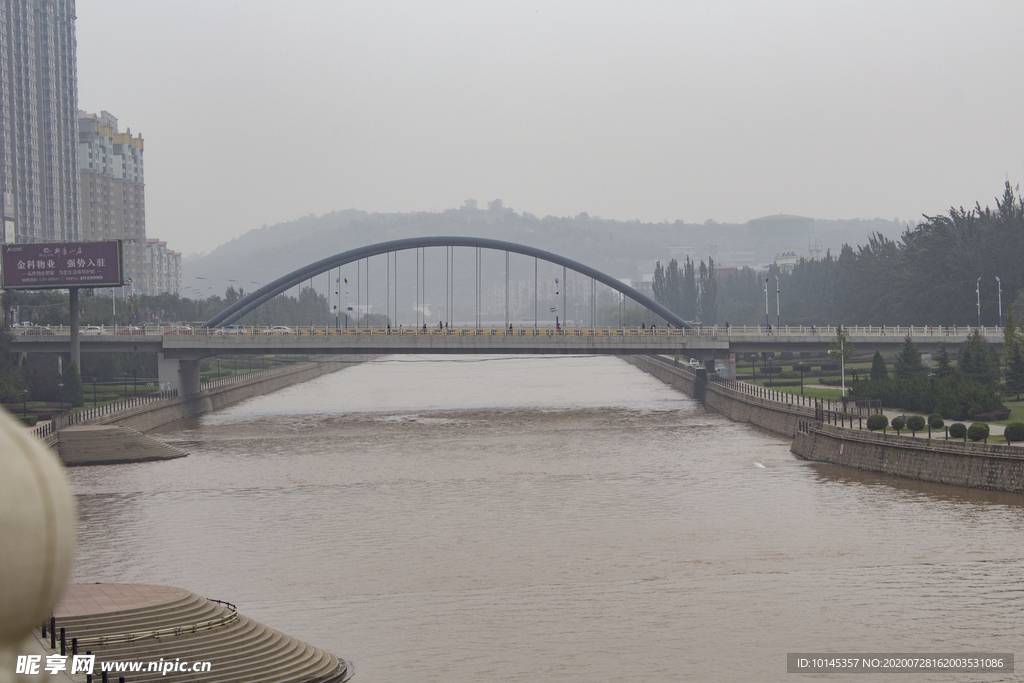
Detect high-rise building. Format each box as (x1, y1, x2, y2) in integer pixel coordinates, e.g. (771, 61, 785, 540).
(78, 110, 145, 286)
(144, 238, 181, 296)
(0, 0, 81, 244)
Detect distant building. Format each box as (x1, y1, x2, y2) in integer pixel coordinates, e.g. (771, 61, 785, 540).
(0, 0, 81, 244)
(78, 111, 146, 286)
(773, 251, 800, 274)
(144, 238, 181, 296)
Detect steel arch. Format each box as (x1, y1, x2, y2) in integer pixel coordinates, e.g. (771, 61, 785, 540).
(204, 236, 692, 329)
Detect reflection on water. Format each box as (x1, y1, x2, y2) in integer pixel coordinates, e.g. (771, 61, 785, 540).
(70, 356, 1024, 682)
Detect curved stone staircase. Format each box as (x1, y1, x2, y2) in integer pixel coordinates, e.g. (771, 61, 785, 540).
(54, 585, 351, 683)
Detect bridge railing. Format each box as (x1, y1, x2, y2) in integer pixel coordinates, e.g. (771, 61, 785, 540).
(16, 323, 1007, 340)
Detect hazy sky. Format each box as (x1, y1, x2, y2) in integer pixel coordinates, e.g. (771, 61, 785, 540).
(78, 1, 1024, 255)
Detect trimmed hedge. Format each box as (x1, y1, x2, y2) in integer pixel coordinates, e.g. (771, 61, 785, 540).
(906, 415, 926, 432)
(1004, 423, 1024, 444)
(928, 414, 944, 430)
(866, 414, 888, 431)
(891, 416, 906, 433)
(967, 422, 990, 442)
(18, 415, 38, 427)
(948, 423, 967, 439)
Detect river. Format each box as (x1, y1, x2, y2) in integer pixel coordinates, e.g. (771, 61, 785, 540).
(68, 356, 1023, 681)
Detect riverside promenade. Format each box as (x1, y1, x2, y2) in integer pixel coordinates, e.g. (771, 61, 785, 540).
(626, 355, 1024, 495)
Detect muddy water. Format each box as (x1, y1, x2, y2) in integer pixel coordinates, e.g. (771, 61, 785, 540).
(69, 356, 1024, 681)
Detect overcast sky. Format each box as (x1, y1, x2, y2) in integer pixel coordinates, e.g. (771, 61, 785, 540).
(78, 1, 1024, 255)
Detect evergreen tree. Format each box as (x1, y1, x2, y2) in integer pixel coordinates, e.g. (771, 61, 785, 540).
(1004, 311, 1024, 399)
(893, 336, 926, 379)
(682, 257, 697, 321)
(61, 360, 85, 408)
(957, 330, 1000, 388)
(934, 343, 954, 378)
(697, 258, 718, 324)
(870, 351, 888, 381)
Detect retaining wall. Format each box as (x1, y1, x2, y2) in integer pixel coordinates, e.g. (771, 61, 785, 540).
(95, 357, 361, 433)
(627, 354, 1024, 495)
(792, 424, 1024, 494)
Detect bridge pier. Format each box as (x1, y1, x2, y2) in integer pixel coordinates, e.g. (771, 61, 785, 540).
(158, 354, 201, 395)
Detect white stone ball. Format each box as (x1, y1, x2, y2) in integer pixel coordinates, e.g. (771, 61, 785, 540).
(0, 409, 76, 647)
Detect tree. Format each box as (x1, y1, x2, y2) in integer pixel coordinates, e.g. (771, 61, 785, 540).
(1006, 311, 1024, 399)
(957, 330, 1000, 388)
(829, 325, 854, 365)
(870, 351, 888, 381)
(682, 257, 698, 321)
(61, 360, 85, 408)
(697, 258, 718, 324)
(893, 336, 926, 379)
(934, 343, 954, 378)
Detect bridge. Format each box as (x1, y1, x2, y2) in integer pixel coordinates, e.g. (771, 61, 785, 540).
(13, 323, 1004, 395)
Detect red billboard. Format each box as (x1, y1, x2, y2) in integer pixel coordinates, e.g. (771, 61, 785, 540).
(1, 240, 124, 289)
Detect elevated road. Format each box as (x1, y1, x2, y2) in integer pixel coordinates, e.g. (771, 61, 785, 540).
(12, 323, 1004, 359)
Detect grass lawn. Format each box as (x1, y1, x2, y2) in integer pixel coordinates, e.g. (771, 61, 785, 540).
(742, 381, 844, 401)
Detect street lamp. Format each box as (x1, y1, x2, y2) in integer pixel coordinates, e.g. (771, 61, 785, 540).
(996, 276, 1002, 328)
(22, 388, 28, 417)
(976, 277, 981, 328)
(764, 277, 770, 331)
(123, 373, 128, 401)
(775, 275, 780, 331)
(828, 341, 846, 397)
(57, 382, 64, 414)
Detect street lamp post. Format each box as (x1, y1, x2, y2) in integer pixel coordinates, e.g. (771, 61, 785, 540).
(123, 373, 128, 401)
(57, 382, 64, 414)
(976, 277, 981, 328)
(22, 388, 28, 417)
(775, 275, 780, 331)
(764, 277, 770, 331)
(829, 340, 846, 397)
(996, 276, 1002, 328)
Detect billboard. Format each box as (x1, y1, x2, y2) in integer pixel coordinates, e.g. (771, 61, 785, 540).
(1, 240, 124, 289)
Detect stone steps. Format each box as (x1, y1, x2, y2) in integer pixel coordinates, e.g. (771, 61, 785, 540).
(56, 587, 350, 682)
(56, 425, 188, 466)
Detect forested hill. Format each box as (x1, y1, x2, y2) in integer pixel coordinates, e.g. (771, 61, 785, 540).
(183, 202, 903, 294)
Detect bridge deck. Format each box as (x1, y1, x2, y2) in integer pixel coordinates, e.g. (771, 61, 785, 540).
(11, 324, 1004, 359)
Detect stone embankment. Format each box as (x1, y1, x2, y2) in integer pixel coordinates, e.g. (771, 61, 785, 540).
(626, 354, 1024, 495)
(43, 583, 351, 682)
(34, 357, 361, 466)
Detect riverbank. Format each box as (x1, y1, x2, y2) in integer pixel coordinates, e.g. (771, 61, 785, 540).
(625, 355, 1024, 495)
(37, 356, 365, 465)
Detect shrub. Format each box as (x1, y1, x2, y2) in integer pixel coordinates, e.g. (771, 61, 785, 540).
(18, 415, 38, 427)
(780, 351, 794, 361)
(967, 422, 990, 442)
(891, 416, 906, 432)
(1004, 423, 1024, 444)
(820, 361, 840, 372)
(866, 414, 888, 431)
(949, 423, 967, 439)
(928, 414, 944, 430)
(906, 415, 926, 432)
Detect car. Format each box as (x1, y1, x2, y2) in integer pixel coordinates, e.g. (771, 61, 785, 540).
(163, 325, 193, 335)
(116, 325, 144, 335)
(688, 358, 701, 368)
(81, 326, 104, 336)
(20, 325, 55, 336)
(214, 324, 247, 335)
(269, 326, 294, 334)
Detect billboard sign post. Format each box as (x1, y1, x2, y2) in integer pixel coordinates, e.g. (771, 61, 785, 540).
(1, 240, 123, 290)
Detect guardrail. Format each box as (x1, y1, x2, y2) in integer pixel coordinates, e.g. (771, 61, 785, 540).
(57, 599, 239, 648)
(11, 323, 1010, 339)
(31, 388, 179, 439)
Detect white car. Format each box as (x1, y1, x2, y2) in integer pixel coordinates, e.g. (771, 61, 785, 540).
(269, 326, 294, 334)
(81, 326, 104, 335)
(688, 358, 701, 368)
